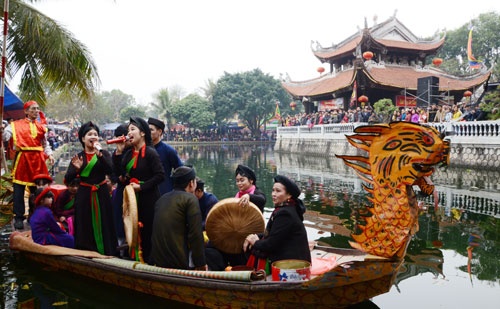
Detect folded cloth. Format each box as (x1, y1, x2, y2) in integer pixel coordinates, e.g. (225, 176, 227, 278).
(310, 255, 337, 275)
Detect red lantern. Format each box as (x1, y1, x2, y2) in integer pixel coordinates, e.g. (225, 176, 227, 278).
(317, 67, 325, 74)
(464, 90, 472, 97)
(289, 101, 297, 110)
(432, 58, 443, 67)
(432, 240, 443, 248)
(362, 51, 374, 60)
(358, 95, 369, 103)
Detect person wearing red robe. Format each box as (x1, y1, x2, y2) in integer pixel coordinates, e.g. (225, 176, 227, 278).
(2, 101, 54, 230)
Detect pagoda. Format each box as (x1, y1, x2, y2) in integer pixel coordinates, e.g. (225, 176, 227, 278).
(282, 13, 491, 113)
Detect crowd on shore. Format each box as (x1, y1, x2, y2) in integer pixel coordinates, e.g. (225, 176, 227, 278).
(279, 103, 494, 127)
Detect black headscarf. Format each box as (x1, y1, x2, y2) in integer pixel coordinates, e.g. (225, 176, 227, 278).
(78, 121, 100, 147)
(114, 123, 128, 137)
(274, 175, 300, 199)
(274, 175, 306, 219)
(235, 164, 257, 184)
(129, 117, 152, 146)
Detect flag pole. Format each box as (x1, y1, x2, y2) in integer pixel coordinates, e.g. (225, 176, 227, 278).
(1, 0, 10, 177)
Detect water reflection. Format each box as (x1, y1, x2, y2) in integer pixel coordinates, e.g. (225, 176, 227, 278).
(1, 143, 498, 308)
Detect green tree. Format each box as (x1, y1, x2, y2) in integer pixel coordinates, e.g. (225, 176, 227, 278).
(150, 86, 183, 131)
(200, 78, 217, 102)
(120, 105, 146, 121)
(1, 0, 99, 105)
(171, 93, 215, 129)
(437, 12, 500, 79)
(212, 69, 291, 136)
(373, 99, 397, 123)
(481, 85, 500, 120)
(100, 90, 135, 122)
(45, 91, 113, 127)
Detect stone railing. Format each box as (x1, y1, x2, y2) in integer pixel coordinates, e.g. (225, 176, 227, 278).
(275, 121, 500, 168)
(276, 121, 500, 142)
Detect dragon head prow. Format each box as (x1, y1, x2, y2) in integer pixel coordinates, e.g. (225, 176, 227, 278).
(344, 122, 449, 186)
(337, 122, 450, 258)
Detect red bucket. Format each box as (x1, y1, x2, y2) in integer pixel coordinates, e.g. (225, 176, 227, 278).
(271, 260, 311, 281)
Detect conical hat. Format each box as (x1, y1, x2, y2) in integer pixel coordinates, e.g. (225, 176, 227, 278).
(206, 198, 265, 254)
(122, 184, 138, 256)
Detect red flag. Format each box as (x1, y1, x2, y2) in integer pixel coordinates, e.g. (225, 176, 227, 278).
(274, 102, 281, 120)
(350, 81, 357, 108)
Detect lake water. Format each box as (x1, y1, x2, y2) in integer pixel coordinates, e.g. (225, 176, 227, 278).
(1, 143, 498, 308)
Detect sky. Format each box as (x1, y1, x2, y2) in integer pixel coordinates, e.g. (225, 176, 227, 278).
(13, 0, 500, 104)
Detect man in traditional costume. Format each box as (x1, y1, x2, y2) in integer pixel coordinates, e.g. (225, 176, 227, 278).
(194, 178, 218, 230)
(147, 117, 183, 195)
(150, 166, 207, 270)
(2, 101, 54, 230)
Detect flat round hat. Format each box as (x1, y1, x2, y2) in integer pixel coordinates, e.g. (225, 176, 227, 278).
(205, 197, 265, 254)
(122, 184, 138, 257)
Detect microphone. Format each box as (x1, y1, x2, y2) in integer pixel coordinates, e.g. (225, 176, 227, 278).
(94, 143, 103, 152)
(106, 136, 130, 144)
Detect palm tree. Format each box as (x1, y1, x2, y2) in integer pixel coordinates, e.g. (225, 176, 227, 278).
(151, 87, 183, 131)
(1, 0, 99, 106)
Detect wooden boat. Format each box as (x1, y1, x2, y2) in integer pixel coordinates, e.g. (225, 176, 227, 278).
(9, 122, 450, 308)
(10, 231, 397, 308)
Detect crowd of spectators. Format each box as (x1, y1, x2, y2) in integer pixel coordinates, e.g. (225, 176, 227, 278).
(10, 101, 492, 149)
(278, 102, 493, 127)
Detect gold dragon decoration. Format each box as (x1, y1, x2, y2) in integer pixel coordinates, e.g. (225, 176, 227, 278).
(336, 122, 450, 258)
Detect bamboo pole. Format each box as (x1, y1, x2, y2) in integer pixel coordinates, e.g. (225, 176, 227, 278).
(1, 0, 10, 187)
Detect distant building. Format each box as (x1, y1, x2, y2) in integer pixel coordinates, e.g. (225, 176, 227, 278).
(282, 14, 491, 113)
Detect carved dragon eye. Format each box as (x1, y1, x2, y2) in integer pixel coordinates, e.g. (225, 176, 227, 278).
(421, 133, 434, 146)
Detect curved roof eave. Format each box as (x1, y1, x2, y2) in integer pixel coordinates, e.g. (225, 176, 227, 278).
(313, 36, 361, 60)
(361, 65, 491, 91)
(374, 37, 445, 52)
(281, 66, 491, 98)
(282, 70, 357, 97)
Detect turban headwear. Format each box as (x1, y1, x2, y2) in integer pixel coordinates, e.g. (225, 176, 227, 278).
(129, 117, 152, 146)
(78, 121, 100, 147)
(235, 164, 257, 184)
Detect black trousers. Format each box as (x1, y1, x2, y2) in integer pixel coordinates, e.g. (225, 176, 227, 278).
(13, 183, 35, 220)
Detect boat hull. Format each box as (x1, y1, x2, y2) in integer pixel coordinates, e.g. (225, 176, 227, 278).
(20, 251, 401, 308)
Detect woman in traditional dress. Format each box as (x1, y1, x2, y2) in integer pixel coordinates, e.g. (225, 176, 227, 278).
(112, 117, 165, 263)
(30, 187, 74, 248)
(243, 175, 311, 265)
(65, 121, 117, 255)
(211, 165, 267, 268)
(53, 178, 79, 235)
(234, 164, 266, 212)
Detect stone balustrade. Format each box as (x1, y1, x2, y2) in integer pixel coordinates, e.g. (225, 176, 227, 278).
(275, 121, 500, 168)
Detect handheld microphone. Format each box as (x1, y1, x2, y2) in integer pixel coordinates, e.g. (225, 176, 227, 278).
(94, 143, 103, 152)
(106, 136, 130, 144)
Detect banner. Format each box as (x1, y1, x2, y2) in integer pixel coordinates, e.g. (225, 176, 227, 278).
(274, 102, 281, 120)
(467, 28, 482, 69)
(319, 98, 344, 111)
(395, 95, 417, 108)
(350, 81, 357, 108)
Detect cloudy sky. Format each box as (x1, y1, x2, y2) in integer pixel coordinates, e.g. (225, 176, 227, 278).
(15, 0, 500, 104)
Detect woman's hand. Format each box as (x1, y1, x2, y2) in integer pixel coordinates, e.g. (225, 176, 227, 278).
(130, 182, 141, 192)
(238, 193, 250, 207)
(194, 264, 208, 271)
(243, 234, 259, 252)
(114, 140, 126, 155)
(71, 154, 83, 170)
(93, 141, 103, 157)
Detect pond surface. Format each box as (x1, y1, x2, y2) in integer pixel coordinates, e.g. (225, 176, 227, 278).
(1, 143, 498, 308)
